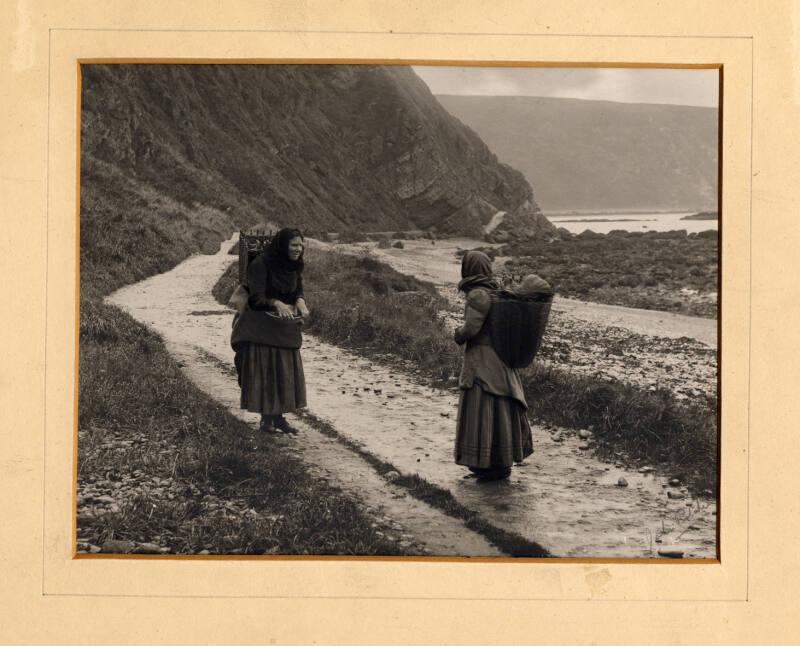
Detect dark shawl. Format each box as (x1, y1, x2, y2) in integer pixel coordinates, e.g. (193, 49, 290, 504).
(247, 228, 305, 310)
(457, 250, 500, 293)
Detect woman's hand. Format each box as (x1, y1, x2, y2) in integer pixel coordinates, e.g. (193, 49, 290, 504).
(273, 301, 295, 320)
(296, 298, 311, 321)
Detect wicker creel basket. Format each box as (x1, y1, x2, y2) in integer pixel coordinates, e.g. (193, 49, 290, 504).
(488, 286, 554, 370)
(238, 229, 273, 286)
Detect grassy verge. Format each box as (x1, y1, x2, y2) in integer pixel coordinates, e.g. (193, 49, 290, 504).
(215, 246, 717, 494)
(79, 168, 412, 554)
(78, 298, 404, 555)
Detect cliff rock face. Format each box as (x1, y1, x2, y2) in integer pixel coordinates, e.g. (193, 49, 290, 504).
(81, 64, 542, 237)
(486, 201, 559, 243)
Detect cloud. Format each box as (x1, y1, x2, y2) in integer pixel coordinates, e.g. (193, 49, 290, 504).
(412, 66, 718, 108)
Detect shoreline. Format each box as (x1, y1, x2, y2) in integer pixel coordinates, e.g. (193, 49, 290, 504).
(543, 208, 701, 217)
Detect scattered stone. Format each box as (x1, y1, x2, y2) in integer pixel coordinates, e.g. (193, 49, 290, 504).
(95, 495, 115, 504)
(657, 548, 685, 559)
(198, 550, 211, 555)
(638, 466, 654, 474)
(617, 478, 628, 487)
(101, 539, 135, 554)
(89, 545, 102, 554)
(385, 470, 401, 481)
(578, 443, 591, 451)
(578, 429, 592, 440)
(667, 491, 686, 500)
(668, 478, 681, 486)
(688, 525, 701, 531)
(133, 542, 163, 554)
(440, 412, 450, 417)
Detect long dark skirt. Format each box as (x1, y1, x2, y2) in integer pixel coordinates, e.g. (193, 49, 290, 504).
(237, 342, 307, 415)
(454, 382, 533, 470)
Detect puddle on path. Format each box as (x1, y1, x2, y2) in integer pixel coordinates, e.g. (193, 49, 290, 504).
(107, 235, 716, 558)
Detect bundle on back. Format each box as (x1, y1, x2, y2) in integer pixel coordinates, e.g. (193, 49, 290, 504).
(489, 274, 554, 369)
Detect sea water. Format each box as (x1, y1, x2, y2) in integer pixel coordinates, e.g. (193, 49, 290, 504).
(545, 211, 718, 235)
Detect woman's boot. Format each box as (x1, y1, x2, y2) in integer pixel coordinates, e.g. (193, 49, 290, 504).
(260, 414, 280, 433)
(273, 415, 298, 435)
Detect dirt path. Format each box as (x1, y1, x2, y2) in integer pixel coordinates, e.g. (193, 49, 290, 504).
(106, 236, 716, 558)
(343, 238, 717, 399)
(106, 237, 498, 557)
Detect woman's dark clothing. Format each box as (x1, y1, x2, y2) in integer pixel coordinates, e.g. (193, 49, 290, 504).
(246, 251, 304, 310)
(238, 344, 306, 415)
(455, 380, 532, 469)
(453, 251, 533, 475)
(235, 246, 307, 416)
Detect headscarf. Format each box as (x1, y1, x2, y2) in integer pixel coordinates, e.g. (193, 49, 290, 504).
(457, 250, 500, 293)
(264, 227, 305, 273)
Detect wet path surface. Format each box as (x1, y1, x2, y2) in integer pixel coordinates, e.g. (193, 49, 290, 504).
(107, 237, 716, 558)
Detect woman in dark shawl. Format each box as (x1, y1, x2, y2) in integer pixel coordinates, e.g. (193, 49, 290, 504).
(234, 228, 310, 433)
(452, 250, 533, 480)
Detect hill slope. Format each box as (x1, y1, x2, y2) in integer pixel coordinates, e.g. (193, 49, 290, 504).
(83, 65, 552, 244)
(436, 95, 719, 213)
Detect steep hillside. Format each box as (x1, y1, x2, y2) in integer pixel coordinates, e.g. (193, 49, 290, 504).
(80, 65, 552, 287)
(436, 95, 719, 213)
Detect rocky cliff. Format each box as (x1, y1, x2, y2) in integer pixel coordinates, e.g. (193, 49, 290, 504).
(81, 64, 550, 240)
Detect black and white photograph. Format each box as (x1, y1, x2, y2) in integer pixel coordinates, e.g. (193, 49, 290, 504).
(77, 62, 719, 559)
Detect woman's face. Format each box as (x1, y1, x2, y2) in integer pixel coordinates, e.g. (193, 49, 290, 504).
(287, 236, 304, 261)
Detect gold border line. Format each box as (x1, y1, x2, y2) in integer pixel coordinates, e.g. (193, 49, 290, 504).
(73, 554, 719, 564)
(77, 58, 722, 69)
(716, 64, 724, 561)
(72, 62, 82, 559)
(72, 58, 723, 564)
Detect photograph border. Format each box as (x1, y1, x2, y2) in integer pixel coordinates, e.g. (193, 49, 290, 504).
(71, 57, 725, 566)
(41, 26, 752, 603)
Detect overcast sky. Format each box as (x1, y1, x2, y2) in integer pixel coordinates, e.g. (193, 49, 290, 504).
(412, 66, 719, 108)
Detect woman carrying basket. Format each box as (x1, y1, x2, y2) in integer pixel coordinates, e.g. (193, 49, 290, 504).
(231, 228, 310, 434)
(453, 250, 533, 480)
